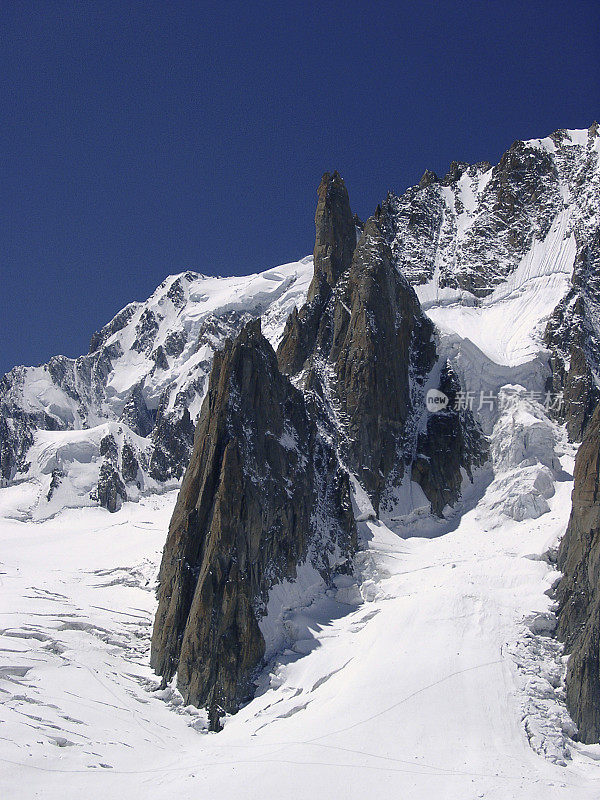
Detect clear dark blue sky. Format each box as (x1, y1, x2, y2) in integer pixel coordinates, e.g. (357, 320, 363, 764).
(1, 0, 598, 374)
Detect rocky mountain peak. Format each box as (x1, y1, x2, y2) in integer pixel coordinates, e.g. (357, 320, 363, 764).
(151, 317, 356, 719)
(418, 168, 439, 189)
(308, 170, 356, 302)
(309, 211, 439, 507)
(441, 160, 469, 185)
(280, 193, 485, 516)
(277, 171, 356, 375)
(150, 172, 490, 723)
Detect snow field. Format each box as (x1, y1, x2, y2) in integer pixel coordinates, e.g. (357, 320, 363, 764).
(1, 392, 600, 799)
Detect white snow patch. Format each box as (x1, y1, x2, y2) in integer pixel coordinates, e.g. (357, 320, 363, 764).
(419, 210, 576, 367)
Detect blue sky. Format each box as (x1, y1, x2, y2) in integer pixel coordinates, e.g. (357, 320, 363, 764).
(1, 0, 598, 374)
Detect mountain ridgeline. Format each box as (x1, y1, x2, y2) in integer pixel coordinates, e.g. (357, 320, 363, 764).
(153, 128, 600, 742)
(1, 126, 598, 511)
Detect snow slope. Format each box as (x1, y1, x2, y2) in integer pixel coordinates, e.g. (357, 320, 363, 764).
(419, 210, 576, 368)
(10, 259, 313, 424)
(1, 403, 600, 799)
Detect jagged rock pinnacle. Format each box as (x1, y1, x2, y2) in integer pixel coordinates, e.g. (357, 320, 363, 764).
(151, 318, 356, 713)
(308, 170, 356, 302)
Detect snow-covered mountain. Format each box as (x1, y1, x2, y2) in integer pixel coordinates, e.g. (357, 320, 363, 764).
(2, 124, 600, 798)
(0, 260, 313, 517)
(385, 127, 599, 296)
(2, 125, 599, 520)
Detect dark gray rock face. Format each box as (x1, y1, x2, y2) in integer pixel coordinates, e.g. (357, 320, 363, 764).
(46, 468, 64, 501)
(442, 161, 469, 186)
(89, 433, 144, 505)
(542, 126, 600, 441)
(378, 185, 446, 286)
(164, 329, 187, 358)
(100, 433, 119, 463)
(279, 199, 486, 515)
(309, 171, 356, 301)
(148, 407, 195, 482)
(132, 309, 161, 354)
(152, 345, 169, 372)
(1, 403, 53, 483)
(381, 128, 598, 298)
(412, 366, 488, 516)
(545, 229, 600, 440)
(418, 169, 439, 190)
(453, 139, 561, 296)
(197, 310, 254, 352)
(278, 171, 357, 376)
(305, 215, 437, 508)
(556, 403, 600, 742)
(94, 433, 128, 512)
(151, 319, 355, 716)
(96, 462, 127, 513)
(120, 384, 155, 437)
(121, 441, 140, 484)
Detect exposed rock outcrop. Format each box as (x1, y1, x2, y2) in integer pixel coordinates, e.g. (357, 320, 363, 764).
(413, 365, 488, 516)
(418, 169, 438, 190)
(545, 229, 600, 441)
(132, 308, 160, 354)
(151, 319, 356, 716)
(96, 462, 127, 513)
(1, 406, 46, 484)
(46, 467, 64, 501)
(148, 407, 195, 482)
(382, 126, 599, 298)
(279, 197, 486, 515)
(277, 171, 356, 375)
(556, 402, 600, 742)
(99, 433, 119, 464)
(302, 214, 437, 508)
(309, 170, 356, 300)
(94, 433, 128, 512)
(121, 441, 140, 484)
